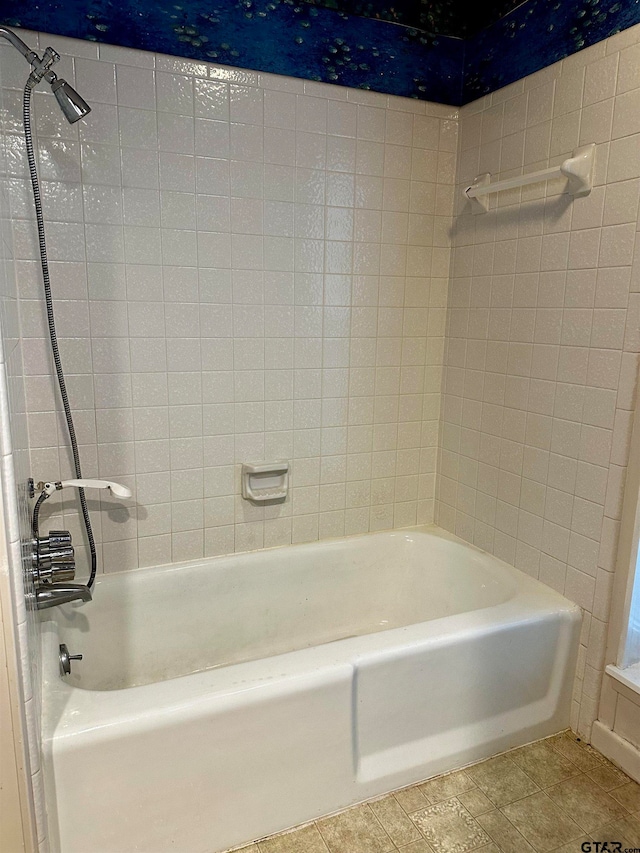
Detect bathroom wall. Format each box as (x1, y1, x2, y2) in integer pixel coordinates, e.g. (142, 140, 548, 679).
(0, 38, 43, 850)
(438, 23, 640, 739)
(0, 598, 29, 853)
(599, 678, 640, 762)
(5, 18, 640, 762)
(4, 29, 456, 576)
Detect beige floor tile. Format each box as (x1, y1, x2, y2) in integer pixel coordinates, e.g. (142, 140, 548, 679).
(395, 786, 430, 815)
(466, 755, 540, 807)
(476, 810, 535, 853)
(618, 814, 640, 845)
(547, 733, 603, 772)
(237, 736, 628, 853)
(411, 798, 490, 853)
(587, 763, 630, 791)
(590, 814, 640, 846)
(501, 792, 583, 852)
(316, 803, 394, 853)
(457, 789, 494, 817)
(397, 841, 434, 853)
(510, 742, 578, 788)
(600, 756, 633, 777)
(549, 837, 591, 853)
(546, 775, 627, 833)
(419, 770, 476, 804)
(370, 795, 423, 846)
(609, 780, 640, 812)
(258, 824, 329, 853)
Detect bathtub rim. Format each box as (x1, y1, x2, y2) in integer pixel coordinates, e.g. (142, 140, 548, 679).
(40, 521, 508, 585)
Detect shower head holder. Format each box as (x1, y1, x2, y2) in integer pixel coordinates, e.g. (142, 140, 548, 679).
(26, 45, 60, 84)
(38, 479, 133, 500)
(0, 26, 91, 123)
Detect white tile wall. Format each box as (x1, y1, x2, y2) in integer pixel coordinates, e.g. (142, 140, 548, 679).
(438, 24, 640, 741)
(2, 30, 457, 576)
(3, 21, 639, 768)
(0, 33, 46, 850)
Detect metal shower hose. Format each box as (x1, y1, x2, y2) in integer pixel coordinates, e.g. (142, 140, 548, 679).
(23, 78, 97, 588)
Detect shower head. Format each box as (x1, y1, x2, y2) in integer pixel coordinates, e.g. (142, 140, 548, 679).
(0, 26, 91, 123)
(50, 78, 91, 123)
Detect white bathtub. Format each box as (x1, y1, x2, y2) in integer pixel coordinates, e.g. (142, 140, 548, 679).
(41, 525, 580, 853)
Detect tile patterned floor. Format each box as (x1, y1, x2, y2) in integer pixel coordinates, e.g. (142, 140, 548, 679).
(233, 732, 640, 853)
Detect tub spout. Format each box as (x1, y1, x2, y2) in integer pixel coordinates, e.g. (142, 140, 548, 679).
(36, 583, 92, 610)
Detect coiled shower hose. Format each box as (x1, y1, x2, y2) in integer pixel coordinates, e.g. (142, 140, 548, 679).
(23, 78, 97, 588)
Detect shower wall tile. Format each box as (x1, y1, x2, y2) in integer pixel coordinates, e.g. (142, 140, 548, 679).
(3, 29, 456, 577)
(0, 42, 47, 849)
(439, 23, 640, 743)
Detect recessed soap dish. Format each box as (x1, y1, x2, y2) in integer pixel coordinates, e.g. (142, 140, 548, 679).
(241, 461, 289, 502)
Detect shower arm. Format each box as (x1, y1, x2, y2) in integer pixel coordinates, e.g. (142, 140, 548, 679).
(0, 26, 37, 61)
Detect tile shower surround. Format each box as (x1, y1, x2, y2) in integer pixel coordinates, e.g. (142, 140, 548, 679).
(437, 26, 640, 741)
(0, 36, 454, 849)
(1, 31, 457, 577)
(0, 54, 46, 849)
(2, 27, 640, 832)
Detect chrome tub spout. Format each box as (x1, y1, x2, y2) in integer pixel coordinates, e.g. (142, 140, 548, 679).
(36, 583, 92, 610)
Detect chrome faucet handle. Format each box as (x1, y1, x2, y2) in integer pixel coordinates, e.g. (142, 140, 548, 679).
(32, 529, 75, 585)
(41, 530, 72, 548)
(37, 562, 76, 585)
(33, 529, 73, 559)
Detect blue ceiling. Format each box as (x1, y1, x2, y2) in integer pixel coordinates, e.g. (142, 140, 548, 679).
(299, 0, 524, 38)
(1, 0, 639, 104)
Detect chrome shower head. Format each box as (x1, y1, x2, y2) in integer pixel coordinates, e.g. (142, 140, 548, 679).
(0, 27, 91, 123)
(50, 78, 91, 123)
